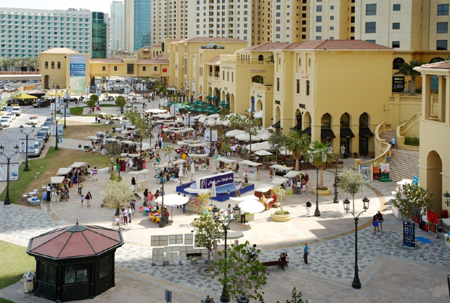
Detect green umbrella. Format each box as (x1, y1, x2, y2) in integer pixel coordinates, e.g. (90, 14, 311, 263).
(197, 108, 205, 113)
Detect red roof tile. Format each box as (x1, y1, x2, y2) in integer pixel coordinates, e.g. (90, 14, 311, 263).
(137, 59, 169, 64)
(182, 37, 247, 43)
(269, 40, 392, 51)
(207, 56, 221, 64)
(420, 61, 450, 69)
(243, 42, 291, 51)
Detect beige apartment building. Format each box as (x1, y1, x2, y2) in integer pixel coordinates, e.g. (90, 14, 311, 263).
(151, 0, 189, 46)
(124, 0, 134, 53)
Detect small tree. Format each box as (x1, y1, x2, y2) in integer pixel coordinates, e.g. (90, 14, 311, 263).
(103, 180, 134, 228)
(394, 60, 425, 95)
(125, 109, 151, 170)
(338, 169, 366, 215)
(273, 186, 292, 214)
(277, 287, 308, 303)
(285, 131, 310, 171)
(161, 145, 176, 162)
(268, 132, 287, 160)
(191, 211, 226, 269)
(115, 95, 126, 113)
(104, 142, 122, 179)
(212, 241, 268, 303)
(87, 94, 98, 109)
(392, 184, 433, 221)
(228, 114, 260, 155)
(308, 141, 334, 189)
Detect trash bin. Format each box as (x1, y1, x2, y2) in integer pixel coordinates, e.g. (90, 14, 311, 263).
(23, 271, 35, 293)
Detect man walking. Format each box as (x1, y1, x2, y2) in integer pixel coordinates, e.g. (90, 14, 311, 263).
(303, 243, 309, 264)
(92, 167, 98, 181)
(376, 211, 384, 233)
(235, 182, 241, 197)
(306, 200, 312, 217)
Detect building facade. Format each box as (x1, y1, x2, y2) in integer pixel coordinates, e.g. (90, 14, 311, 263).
(91, 12, 110, 59)
(151, 0, 189, 46)
(0, 7, 92, 58)
(124, 0, 134, 53)
(133, 0, 151, 51)
(110, 1, 124, 54)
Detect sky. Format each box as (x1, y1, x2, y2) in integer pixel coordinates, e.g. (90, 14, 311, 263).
(2, 0, 114, 14)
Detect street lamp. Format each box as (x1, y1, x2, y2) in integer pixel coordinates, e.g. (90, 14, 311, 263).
(329, 146, 339, 203)
(19, 125, 35, 171)
(309, 153, 327, 217)
(52, 84, 59, 151)
(343, 196, 370, 289)
(444, 191, 450, 206)
(211, 204, 241, 303)
(63, 86, 70, 129)
(0, 144, 19, 205)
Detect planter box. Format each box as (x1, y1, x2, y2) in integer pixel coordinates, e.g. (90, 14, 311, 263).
(392, 206, 406, 220)
(312, 187, 331, 196)
(187, 205, 204, 214)
(270, 213, 292, 222)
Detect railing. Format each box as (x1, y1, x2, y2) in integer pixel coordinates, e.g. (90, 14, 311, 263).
(355, 123, 391, 168)
(396, 113, 420, 151)
(0, 71, 40, 75)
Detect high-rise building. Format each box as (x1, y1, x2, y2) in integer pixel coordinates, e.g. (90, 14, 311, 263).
(124, 0, 134, 53)
(0, 7, 92, 58)
(110, 1, 124, 53)
(91, 12, 110, 58)
(252, 0, 272, 45)
(133, 0, 151, 51)
(151, 0, 189, 46)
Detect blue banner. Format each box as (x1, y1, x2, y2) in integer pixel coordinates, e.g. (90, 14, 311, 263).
(198, 171, 234, 189)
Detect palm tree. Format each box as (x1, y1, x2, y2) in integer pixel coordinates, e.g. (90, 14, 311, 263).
(284, 131, 310, 171)
(394, 60, 425, 95)
(0, 58, 8, 71)
(308, 141, 335, 189)
(31, 57, 40, 71)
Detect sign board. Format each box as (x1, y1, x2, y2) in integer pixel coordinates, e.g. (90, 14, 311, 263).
(51, 124, 64, 136)
(19, 139, 35, 154)
(412, 175, 419, 185)
(0, 163, 19, 182)
(403, 221, 415, 248)
(358, 164, 370, 182)
(205, 129, 217, 142)
(51, 102, 61, 111)
(392, 76, 405, 91)
(197, 171, 234, 189)
(427, 210, 438, 234)
(60, 107, 70, 117)
(70, 55, 86, 94)
(190, 117, 195, 126)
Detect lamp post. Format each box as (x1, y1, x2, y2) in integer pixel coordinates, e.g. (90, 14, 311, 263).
(63, 86, 70, 129)
(309, 153, 327, 217)
(19, 125, 35, 171)
(329, 146, 339, 203)
(52, 83, 59, 151)
(444, 191, 450, 206)
(212, 204, 241, 303)
(343, 196, 370, 289)
(0, 144, 19, 205)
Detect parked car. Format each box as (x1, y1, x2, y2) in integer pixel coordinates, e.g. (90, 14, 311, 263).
(29, 139, 44, 157)
(12, 80, 18, 83)
(33, 99, 51, 108)
(0, 117, 11, 127)
(36, 130, 49, 143)
(28, 80, 33, 83)
(40, 125, 51, 136)
(27, 116, 39, 125)
(4, 80, 9, 83)
(33, 80, 39, 83)
(6, 112, 15, 120)
(11, 106, 21, 116)
(21, 79, 27, 83)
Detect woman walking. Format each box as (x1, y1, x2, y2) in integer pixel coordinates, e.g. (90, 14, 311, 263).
(77, 182, 83, 195)
(85, 191, 92, 207)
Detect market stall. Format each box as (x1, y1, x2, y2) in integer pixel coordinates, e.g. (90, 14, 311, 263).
(56, 167, 71, 176)
(188, 154, 208, 171)
(50, 176, 64, 202)
(216, 157, 236, 173)
(240, 160, 262, 181)
(128, 169, 150, 192)
(270, 164, 294, 176)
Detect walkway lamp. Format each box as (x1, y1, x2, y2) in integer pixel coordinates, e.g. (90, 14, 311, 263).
(19, 125, 35, 171)
(0, 144, 19, 205)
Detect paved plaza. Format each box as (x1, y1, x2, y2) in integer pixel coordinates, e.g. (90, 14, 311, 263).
(0, 98, 449, 302)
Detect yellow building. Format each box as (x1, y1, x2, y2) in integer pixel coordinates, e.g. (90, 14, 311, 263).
(416, 60, 450, 218)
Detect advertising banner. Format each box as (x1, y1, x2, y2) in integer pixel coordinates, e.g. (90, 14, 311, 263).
(19, 139, 35, 154)
(197, 171, 234, 189)
(358, 164, 370, 182)
(70, 55, 86, 94)
(60, 107, 70, 118)
(51, 125, 64, 136)
(403, 221, 415, 248)
(205, 129, 217, 142)
(0, 163, 19, 182)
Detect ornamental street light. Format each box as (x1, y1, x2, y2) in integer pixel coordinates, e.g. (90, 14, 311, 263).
(19, 125, 35, 171)
(159, 159, 173, 228)
(0, 144, 19, 205)
(309, 153, 327, 217)
(212, 204, 241, 303)
(329, 146, 339, 203)
(343, 196, 370, 289)
(52, 82, 59, 150)
(444, 191, 450, 206)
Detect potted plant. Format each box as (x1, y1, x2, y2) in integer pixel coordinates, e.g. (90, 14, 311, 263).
(271, 186, 293, 222)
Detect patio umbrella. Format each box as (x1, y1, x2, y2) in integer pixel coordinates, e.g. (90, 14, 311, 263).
(16, 93, 37, 99)
(238, 200, 265, 214)
(255, 150, 273, 156)
(197, 108, 205, 113)
(155, 194, 188, 206)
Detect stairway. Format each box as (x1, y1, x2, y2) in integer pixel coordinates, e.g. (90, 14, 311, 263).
(379, 130, 396, 142)
(389, 148, 420, 182)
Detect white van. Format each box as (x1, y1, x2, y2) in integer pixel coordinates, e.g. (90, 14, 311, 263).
(11, 106, 21, 116)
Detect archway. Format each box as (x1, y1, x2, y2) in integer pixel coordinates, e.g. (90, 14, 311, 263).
(340, 113, 353, 156)
(256, 99, 263, 111)
(44, 75, 50, 90)
(258, 55, 264, 61)
(321, 113, 334, 144)
(251, 75, 264, 84)
(429, 57, 445, 63)
(275, 106, 281, 131)
(359, 112, 372, 157)
(392, 57, 405, 69)
(427, 151, 442, 217)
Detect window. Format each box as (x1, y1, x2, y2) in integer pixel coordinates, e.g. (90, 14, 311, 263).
(64, 265, 88, 284)
(114, 66, 117, 71)
(142, 66, 146, 71)
(437, 4, 449, 16)
(276, 77, 280, 92)
(51, 61, 54, 69)
(365, 22, 376, 33)
(366, 4, 377, 15)
(366, 40, 376, 43)
(393, 4, 401, 11)
(316, 16, 322, 22)
(57, 61, 61, 69)
(330, 16, 334, 20)
(437, 22, 448, 34)
(45, 61, 48, 69)
(316, 26, 322, 32)
(316, 5, 322, 12)
(296, 79, 300, 94)
(99, 255, 110, 279)
(437, 40, 448, 50)
(306, 80, 310, 96)
(102, 66, 105, 71)
(154, 66, 157, 71)
(392, 41, 400, 48)
(392, 23, 400, 30)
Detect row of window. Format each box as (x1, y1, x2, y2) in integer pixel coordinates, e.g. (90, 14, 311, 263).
(275, 77, 311, 97)
(100, 65, 159, 72)
(365, 3, 449, 15)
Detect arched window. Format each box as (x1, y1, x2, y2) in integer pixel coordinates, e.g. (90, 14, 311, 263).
(251, 75, 264, 84)
(340, 113, 350, 128)
(57, 61, 61, 69)
(359, 113, 369, 128)
(45, 61, 48, 69)
(392, 57, 405, 69)
(51, 61, 54, 69)
(258, 54, 264, 61)
(430, 57, 445, 63)
(321, 113, 331, 129)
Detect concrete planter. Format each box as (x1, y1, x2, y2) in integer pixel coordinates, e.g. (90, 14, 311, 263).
(270, 212, 292, 222)
(186, 205, 204, 214)
(312, 187, 331, 196)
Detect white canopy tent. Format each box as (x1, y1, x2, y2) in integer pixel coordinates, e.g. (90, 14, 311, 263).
(245, 141, 271, 152)
(226, 130, 246, 137)
(155, 113, 173, 118)
(155, 194, 189, 206)
(51, 176, 65, 184)
(56, 168, 71, 176)
(255, 150, 273, 156)
(240, 160, 262, 167)
(188, 153, 209, 159)
(69, 162, 86, 168)
(254, 185, 274, 192)
(239, 200, 265, 213)
(253, 110, 263, 118)
(235, 133, 261, 142)
(217, 157, 237, 164)
(270, 177, 289, 185)
(270, 164, 294, 171)
(284, 171, 302, 178)
(145, 108, 166, 114)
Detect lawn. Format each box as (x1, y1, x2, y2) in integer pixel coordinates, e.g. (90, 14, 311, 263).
(70, 107, 83, 115)
(63, 121, 113, 140)
(0, 147, 108, 206)
(0, 240, 35, 292)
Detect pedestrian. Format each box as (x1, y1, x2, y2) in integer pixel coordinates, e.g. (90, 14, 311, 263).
(376, 211, 384, 233)
(92, 166, 98, 181)
(269, 168, 273, 179)
(297, 180, 301, 195)
(391, 137, 395, 148)
(244, 174, 249, 183)
(306, 199, 312, 217)
(46, 184, 51, 202)
(77, 182, 83, 195)
(240, 209, 246, 224)
(227, 204, 232, 221)
(101, 199, 106, 208)
(372, 215, 378, 235)
(303, 243, 309, 264)
(80, 194, 84, 207)
(122, 207, 128, 225)
(127, 206, 132, 223)
(302, 178, 307, 194)
(131, 177, 136, 191)
(250, 244, 257, 261)
(235, 182, 241, 197)
(85, 191, 92, 207)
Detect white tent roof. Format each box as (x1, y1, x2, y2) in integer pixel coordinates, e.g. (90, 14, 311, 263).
(173, 159, 186, 165)
(280, 147, 293, 155)
(226, 130, 246, 137)
(155, 194, 189, 206)
(217, 157, 237, 164)
(145, 108, 166, 113)
(155, 113, 173, 118)
(188, 153, 209, 158)
(254, 185, 274, 192)
(230, 196, 259, 202)
(240, 160, 262, 167)
(51, 176, 65, 184)
(128, 169, 150, 175)
(209, 114, 220, 118)
(254, 150, 272, 156)
(69, 162, 86, 168)
(246, 141, 271, 151)
(120, 153, 140, 157)
(235, 133, 261, 142)
(86, 136, 99, 140)
(253, 110, 263, 118)
(198, 116, 207, 123)
(270, 177, 289, 185)
(56, 168, 71, 176)
(270, 164, 293, 171)
(284, 171, 302, 178)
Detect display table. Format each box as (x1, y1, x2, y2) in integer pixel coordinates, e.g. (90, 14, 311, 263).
(137, 180, 148, 192)
(248, 172, 260, 181)
(51, 194, 61, 202)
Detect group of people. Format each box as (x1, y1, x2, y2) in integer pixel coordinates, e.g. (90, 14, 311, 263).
(372, 211, 385, 234)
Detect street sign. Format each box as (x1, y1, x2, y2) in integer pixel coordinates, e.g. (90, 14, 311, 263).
(403, 221, 415, 248)
(19, 139, 35, 154)
(51, 124, 64, 136)
(60, 107, 71, 117)
(0, 163, 19, 182)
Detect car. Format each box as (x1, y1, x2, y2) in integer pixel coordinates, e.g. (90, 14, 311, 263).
(21, 79, 27, 83)
(33, 99, 51, 108)
(4, 80, 9, 83)
(28, 80, 33, 83)
(12, 80, 18, 83)
(27, 116, 39, 125)
(33, 80, 39, 83)
(11, 106, 21, 116)
(40, 125, 50, 136)
(0, 117, 11, 127)
(36, 131, 49, 143)
(6, 112, 15, 120)
(29, 139, 43, 157)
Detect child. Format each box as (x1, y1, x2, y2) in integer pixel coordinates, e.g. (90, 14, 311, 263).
(101, 199, 106, 208)
(78, 182, 83, 195)
(80, 194, 84, 207)
(372, 215, 378, 235)
(127, 206, 132, 223)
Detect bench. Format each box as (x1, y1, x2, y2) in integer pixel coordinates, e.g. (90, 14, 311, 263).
(262, 260, 287, 271)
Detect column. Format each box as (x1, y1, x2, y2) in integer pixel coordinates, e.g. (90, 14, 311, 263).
(446, 76, 450, 124)
(438, 76, 445, 122)
(422, 75, 431, 120)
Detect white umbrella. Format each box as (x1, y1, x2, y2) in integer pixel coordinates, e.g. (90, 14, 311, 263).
(238, 200, 265, 214)
(255, 150, 273, 156)
(191, 162, 195, 181)
(211, 181, 217, 199)
(209, 114, 220, 118)
(179, 165, 184, 180)
(199, 116, 207, 123)
(235, 133, 261, 142)
(155, 194, 188, 206)
(226, 130, 245, 137)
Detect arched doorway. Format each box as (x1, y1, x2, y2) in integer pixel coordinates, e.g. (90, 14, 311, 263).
(44, 75, 50, 89)
(340, 113, 354, 156)
(256, 99, 263, 111)
(251, 75, 264, 84)
(274, 106, 281, 131)
(359, 112, 372, 157)
(321, 113, 334, 144)
(427, 151, 442, 217)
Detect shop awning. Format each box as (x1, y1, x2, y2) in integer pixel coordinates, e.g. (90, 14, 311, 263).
(51, 176, 65, 184)
(359, 127, 374, 137)
(301, 126, 311, 136)
(206, 95, 212, 100)
(196, 93, 202, 98)
(340, 128, 355, 138)
(321, 128, 336, 139)
(212, 95, 219, 101)
(253, 110, 263, 118)
(272, 121, 281, 129)
(291, 124, 301, 131)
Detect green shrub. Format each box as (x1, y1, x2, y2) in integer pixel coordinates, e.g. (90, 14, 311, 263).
(405, 137, 420, 146)
(415, 88, 422, 94)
